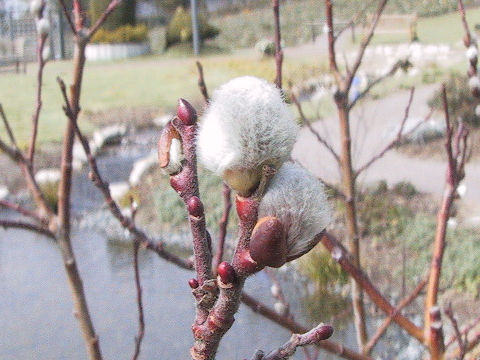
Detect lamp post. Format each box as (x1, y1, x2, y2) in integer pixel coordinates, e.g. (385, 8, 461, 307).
(190, 0, 200, 55)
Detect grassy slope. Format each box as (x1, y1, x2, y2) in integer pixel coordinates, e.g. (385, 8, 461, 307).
(0, 52, 319, 145)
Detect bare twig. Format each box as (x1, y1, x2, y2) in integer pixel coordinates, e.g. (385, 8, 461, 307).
(364, 276, 427, 354)
(58, 0, 77, 34)
(445, 303, 466, 360)
(325, 0, 341, 85)
(266, 269, 291, 319)
(131, 240, 145, 360)
(0, 219, 55, 239)
(348, 60, 408, 110)
(195, 61, 210, 102)
(0, 104, 17, 147)
(260, 323, 334, 360)
(321, 232, 424, 343)
(346, 0, 388, 92)
(446, 314, 480, 348)
(290, 89, 340, 164)
(213, 183, 232, 272)
(241, 292, 373, 360)
(272, 0, 283, 89)
(0, 200, 44, 223)
(87, 0, 121, 40)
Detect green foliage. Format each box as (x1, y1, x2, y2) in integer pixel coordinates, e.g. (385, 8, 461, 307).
(39, 182, 58, 213)
(89, 0, 136, 31)
(428, 72, 479, 127)
(166, 6, 220, 47)
(402, 215, 480, 296)
(160, 0, 190, 14)
(91, 24, 149, 44)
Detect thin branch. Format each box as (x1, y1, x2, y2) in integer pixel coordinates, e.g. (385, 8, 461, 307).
(364, 276, 427, 354)
(346, 0, 388, 93)
(355, 89, 433, 178)
(58, 0, 77, 34)
(446, 314, 480, 348)
(131, 240, 145, 360)
(87, 0, 121, 40)
(195, 61, 210, 102)
(333, 0, 376, 41)
(321, 232, 424, 343)
(213, 183, 231, 272)
(0, 219, 55, 239)
(0, 200, 44, 223)
(290, 89, 340, 163)
(324, 0, 342, 85)
(445, 303, 466, 360)
(241, 292, 373, 360)
(260, 323, 334, 360)
(272, 0, 283, 89)
(0, 104, 17, 147)
(57, 77, 193, 271)
(28, 34, 48, 165)
(348, 59, 408, 110)
(458, 0, 472, 45)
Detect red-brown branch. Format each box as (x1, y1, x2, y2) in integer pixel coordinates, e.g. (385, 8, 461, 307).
(364, 276, 427, 354)
(0, 104, 17, 147)
(58, 0, 77, 35)
(272, 0, 283, 89)
(131, 241, 145, 360)
(195, 61, 210, 102)
(445, 303, 466, 360)
(87, 0, 121, 40)
(321, 232, 424, 343)
(213, 183, 232, 272)
(0, 200, 44, 223)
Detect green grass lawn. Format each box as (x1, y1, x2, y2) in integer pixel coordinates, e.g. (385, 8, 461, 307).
(0, 51, 320, 146)
(365, 7, 480, 45)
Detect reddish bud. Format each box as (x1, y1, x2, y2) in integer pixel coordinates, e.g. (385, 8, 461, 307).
(464, 34, 470, 48)
(235, 196, 257, 222)
(187, 196, 204, 218)
(250, 216, 287, 268)
(217, 261, 236, 286)
(312, 324, 334, 342)
(158, 121, 181, 168)
(170, 175, 189, 194)
(188, 278, 199, 289)
(177, 98, 197, 126)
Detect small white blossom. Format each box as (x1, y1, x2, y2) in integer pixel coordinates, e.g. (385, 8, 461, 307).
(270, 284, 281, 297)
(274, 302, 288, 316)
(468, 76, 480, 91)
(36, 18, 50, 37)
(258, 162, 331, 261)
(30, 0, 43, 17)
(466, 45, 478, 61)
(198, 76, 298, 179)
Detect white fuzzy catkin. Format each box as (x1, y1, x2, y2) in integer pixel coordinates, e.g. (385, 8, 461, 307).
(198, 76, 299, 174)
(36, 18, 50, 37)
(258, 162, 331, 260)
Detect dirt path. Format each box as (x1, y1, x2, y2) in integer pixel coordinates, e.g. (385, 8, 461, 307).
(293, 84, 480, 217)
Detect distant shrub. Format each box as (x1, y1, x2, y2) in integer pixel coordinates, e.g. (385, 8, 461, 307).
(89, 0, 136, 31)
(428, 72, 479, 127)
(166, 6, 220, 47)
(255, 39, 276, 57)
(91, 24, 149, 44)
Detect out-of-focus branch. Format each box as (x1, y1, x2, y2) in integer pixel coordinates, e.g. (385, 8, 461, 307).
(458, 0, 473, 46)
(0, 104, 17, 147)
(257, 323, 334, 360)
(324, 0, 341, 85)
(272, 0, 283, 89)
(0, 200, 44, 223)
(195, 61, 210, 102)
(346, 0, 388, 92)
(57, 77, 193, 272)
(364, 276, 427, 354)
(445, 303, 466, 360)
(289, 89, 340, 164)
(131, 235, 145, 360)
(213, 183, 232, 272)
(0, 219, 55, 239)
(348, 59, 409, 110)
(424, 86, 469, 338)
(58, 0, 76, 34)
(321, 232, 424, 343)
(241, 293, 373, 360)
(354, 88, 430, 178)
(446, 314, 480, 348)
(266, 268, 291, 319)
(334, 0, 375, 41)
(87, 0, 121, 40)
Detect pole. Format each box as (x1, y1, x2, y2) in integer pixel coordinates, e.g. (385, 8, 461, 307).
(190, 0, 200, 56)
(57, 5, 65, 59)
